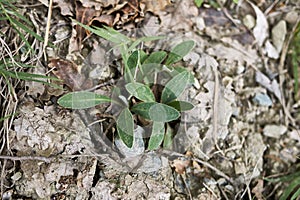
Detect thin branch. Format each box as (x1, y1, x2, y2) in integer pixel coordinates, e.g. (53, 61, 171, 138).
(43, 0, 53, 61)
(0, 155, 52, 163)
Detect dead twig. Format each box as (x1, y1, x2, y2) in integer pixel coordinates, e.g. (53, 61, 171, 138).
(43, 0, 53, 61)
(181, 173, 193, 200)
(161, 150, 234, 185)
(212, 65, 225, 155)
(193, 157, 234, 185)
(0, 155, 52, 163)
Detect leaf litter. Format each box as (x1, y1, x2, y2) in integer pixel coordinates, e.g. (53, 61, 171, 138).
(2, 0, 300, 199)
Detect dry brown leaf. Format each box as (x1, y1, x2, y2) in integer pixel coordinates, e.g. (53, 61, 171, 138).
(80, 0, 119, 9)
(53, 0, 74, 16)
(75, 1, 101, 49)
(171, 159, 191, 174)
(90, 15, 114, 27)
(251, 179, 264, 200)
(48, 58, 92, 91)
(141, 0, 173, 14)
(255, 71, 282, 101)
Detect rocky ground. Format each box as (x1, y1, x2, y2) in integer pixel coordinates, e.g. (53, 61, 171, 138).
(0, 0, 300, 199)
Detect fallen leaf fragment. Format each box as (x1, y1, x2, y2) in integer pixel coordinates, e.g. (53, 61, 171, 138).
(264, 40, 279, 59)
(172, 159, 191, 174)
(141, 0, 174, 14)
(48, 58, 92, 91)
(53, 0, 74, 16)
(255, 71, 282, 101)
(252, 179, 264, 200)
(263, 124, 287, 139)
(250, 2, 269, 46)
(271, 20, 287, 53)
(75, 1, 101, 48)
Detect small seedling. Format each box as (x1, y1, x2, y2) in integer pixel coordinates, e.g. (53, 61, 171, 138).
(58, 25, 196, 150)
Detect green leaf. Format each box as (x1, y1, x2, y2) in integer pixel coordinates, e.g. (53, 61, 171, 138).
(143, 51, 167, 64)
(149, 103, 180, 122)
(232, 0, 239, 3)
(165, 40, 195, 65)
(161, 71, 194, 104)
(138, 63, 163, 83)
(194, 0, 204, 7)
(126, 50, 147, 82)
(125, 82, 155, 102)
(163, 123, 173, 148)
(131, 102, 156, 120)
(117, 108, 134, 148)
(131, 102, 180, 122)
(57, 91, 111, 109)
(167, 100, 194, 111)
(148, 122, 165, 150)
(127, 50, 147, 69)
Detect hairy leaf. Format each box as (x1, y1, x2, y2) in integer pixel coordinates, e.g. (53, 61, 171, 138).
(131, 102, 156, 120)
(143, 51, 167, 64)
(149, 103, 180, 122)
(127, 50, 147, 69)
(126, 50, 147, 82)
(126, 82, 155, 102)
(163, 123, 173, 148)
(117, 108, 134, 148)
(58, 91, 111, 109)
(167, 100, 194, 111)
(132, 102, 180, 122)
(148, 122, 165, 150)
(161, 71, 194, 103)
(165, 40, 195, 65)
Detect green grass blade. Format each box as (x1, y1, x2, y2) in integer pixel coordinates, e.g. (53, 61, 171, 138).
(127, 36, 165, 52)
(0, 114, 14, 122)
(291, 187, 300, 200)
(0, 70, 62, 88)
(279, 176, 300, 200)
(2, 70, 59, 80)
(73, 19, 131, 44)
(4, 7, 32, 26)
(10, 18, 44, 42)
